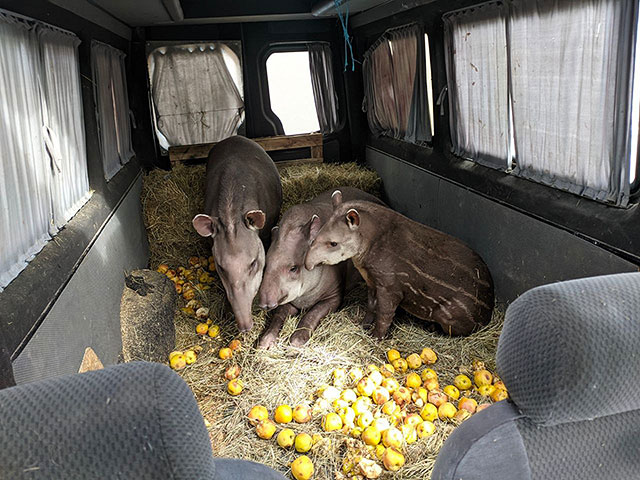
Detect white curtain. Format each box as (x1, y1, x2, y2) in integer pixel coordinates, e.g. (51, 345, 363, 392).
(110, 51, 134, 165)
(444, 2, 510, 168)
(92, 41, 134, 181)
(40, 27, 91, 228)
(0, 14, 52, 290)
(509, 0, 634, 205)
(0, 11, 90, 291)
(308, 42, 339, 134)
(148, 43, 244, 147)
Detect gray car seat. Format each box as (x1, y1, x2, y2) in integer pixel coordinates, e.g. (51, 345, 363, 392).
(432, 272, 640, 479)
(0, 361, 286, 480)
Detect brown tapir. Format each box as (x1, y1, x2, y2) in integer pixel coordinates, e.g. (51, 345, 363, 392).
(304, 191, 494, 338)
(192, 136, 282, 332)
(257, 187, 384, 348)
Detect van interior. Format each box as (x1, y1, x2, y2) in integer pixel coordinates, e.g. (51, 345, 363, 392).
(1, 1, 639, 479)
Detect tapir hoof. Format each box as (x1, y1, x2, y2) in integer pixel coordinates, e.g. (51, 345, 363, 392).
(362, 312, 375, 329)
(289, 330, 311, 347)
(371, 327, 387, 340)
(257, 333, 278, 349)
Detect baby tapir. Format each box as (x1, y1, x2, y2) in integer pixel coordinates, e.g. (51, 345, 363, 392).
(193, 136, 282, 332)
(257, 187, 384, 348)
(304, 192, 494, 338)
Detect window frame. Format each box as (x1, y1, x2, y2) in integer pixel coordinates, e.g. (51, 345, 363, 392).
(362, 22, 435, 147)
(260, 43, 312, 136)
(0, 9, 91, 292)
(442, 0, 638, 207)
(258, 42, 346, 137)
(264, 46, 323, 136)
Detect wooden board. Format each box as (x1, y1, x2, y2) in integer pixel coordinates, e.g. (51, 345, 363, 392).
(168, 133, 323, 163)
(275, 158, 322, 170)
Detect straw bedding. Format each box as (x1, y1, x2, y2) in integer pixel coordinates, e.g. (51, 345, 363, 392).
(141, 161, 504, 480)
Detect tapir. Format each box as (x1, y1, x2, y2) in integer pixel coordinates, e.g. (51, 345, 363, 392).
(192, 136, 282, 332)
(304, 191, 494, 338)
(257, 187, 384, 348)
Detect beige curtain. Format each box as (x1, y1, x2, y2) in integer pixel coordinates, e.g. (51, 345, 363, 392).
(362, 23, 431, 143)
(388, 30, 417, 139)
(91, 41, 134, 181)
(509, 0, 634, 205)
(443, 3, 510, 169)
(366, 40, 397, 136)
(308, 43, 339, 134)
(148, 44, 244, 147)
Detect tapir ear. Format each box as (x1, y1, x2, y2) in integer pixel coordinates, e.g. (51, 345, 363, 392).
(271, 225, 280, 241)
(308, 214, 322, 242)
(331, 190, 343, 210)
(245, 210, 266, 231)
(345, 209, 360, 230)
(193, 214, 217, 237)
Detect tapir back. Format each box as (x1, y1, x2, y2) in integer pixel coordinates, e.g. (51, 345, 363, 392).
(365, 205, 494, 335)
(204, 136, 282, 241)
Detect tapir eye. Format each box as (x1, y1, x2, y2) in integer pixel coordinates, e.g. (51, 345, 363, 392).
(250, 259, 257, 269)
(329, 241, 338, 247)
(289, 265, 298, 273)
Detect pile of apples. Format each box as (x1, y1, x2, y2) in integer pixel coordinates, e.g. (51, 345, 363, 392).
(157, 255, 215, 299)
(248, 348, 508, 479)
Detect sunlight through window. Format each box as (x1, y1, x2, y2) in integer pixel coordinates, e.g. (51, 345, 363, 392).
(266, 51, 320, 135)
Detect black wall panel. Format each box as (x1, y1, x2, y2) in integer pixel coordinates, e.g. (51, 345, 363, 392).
(367, 148, 638, 302)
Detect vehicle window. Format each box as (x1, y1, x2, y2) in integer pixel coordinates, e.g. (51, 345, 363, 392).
(266, 50, 320, 135)
(147, 42, 244, 149)
(0, 11, 91, 292)
(92, 41, 134, 179)
(444, 0, 635, 206)
(362, 23, 433, 145)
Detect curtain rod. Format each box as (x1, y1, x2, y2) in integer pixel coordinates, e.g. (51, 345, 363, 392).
(92, 39, 126, 55)
(442, 0, 503, 18)
(0, 7, 77, 38)
(363, 22, 421, 59)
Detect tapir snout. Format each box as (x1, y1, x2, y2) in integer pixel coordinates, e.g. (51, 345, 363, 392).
(257, 283, 288, 311)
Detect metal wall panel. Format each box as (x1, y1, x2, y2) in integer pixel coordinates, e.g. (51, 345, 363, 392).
(367, 147, 637, 302)
(12, 176, 148, 384)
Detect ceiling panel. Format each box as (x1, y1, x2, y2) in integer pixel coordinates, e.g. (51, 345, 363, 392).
(83, 0, 391, 26)
(312, 0, 393, 17)
(88, 0, 173, 26)
(180, 0, 313, 19)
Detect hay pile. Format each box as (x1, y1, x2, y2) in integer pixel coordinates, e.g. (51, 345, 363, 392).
(141, 162, 504, 480)
(141, 162, 382, 268)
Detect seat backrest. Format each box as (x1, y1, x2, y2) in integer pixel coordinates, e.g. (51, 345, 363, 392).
(432, 272, 640, 480)
(0, 361, 216, 479)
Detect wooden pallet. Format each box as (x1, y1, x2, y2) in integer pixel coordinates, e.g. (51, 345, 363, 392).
(168, 133, 323, 165)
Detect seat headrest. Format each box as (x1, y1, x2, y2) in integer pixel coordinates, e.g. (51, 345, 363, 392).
(497, 272, 640, 426)
(0, 362, 215, 478)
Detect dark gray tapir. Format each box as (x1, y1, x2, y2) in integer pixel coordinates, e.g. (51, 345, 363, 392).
(305, 191, 494, 338)
(257, 187, 383, 348)
(193, 136, 282, 332)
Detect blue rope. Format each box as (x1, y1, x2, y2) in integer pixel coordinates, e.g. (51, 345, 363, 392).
(335, 0, 356, 72)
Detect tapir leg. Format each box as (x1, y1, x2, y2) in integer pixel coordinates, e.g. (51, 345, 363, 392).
(362, 287, 377, 329)
(433, 303, 478, 337)
(257, 304, 300, 349)
(371, 287, 403, 340)
(289, 295, 343, 347)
